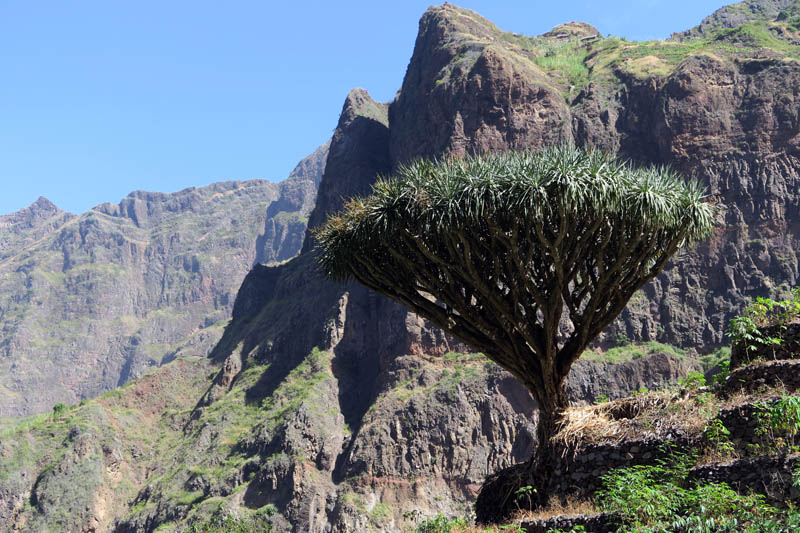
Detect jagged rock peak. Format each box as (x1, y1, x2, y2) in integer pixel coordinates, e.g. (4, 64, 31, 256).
(28, 195, 59, 212)
(417, 4, 600, 49)
(288, 140, 331, 187)
(301, 88, 391, 250)
(672, 0, 799, 41)
(340, 88, 389, 126)
(0, 196, 66, 227)
(419, 4, 500, 41)
(0, 196, 74, 267)
(2, 196, 61, 218)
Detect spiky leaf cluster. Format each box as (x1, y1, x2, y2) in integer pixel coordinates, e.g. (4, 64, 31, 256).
(316, 146, 713, 399)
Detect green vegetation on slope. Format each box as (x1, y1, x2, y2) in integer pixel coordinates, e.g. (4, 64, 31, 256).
(433, 3, 799, 101)
(0, 356, 213, 532)
(581, 341, 687, 364)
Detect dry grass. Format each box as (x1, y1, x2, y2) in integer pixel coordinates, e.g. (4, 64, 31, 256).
(432, 498, 597, 532)
(512, 495, 598, 521)
(553, 402, 627, 449)
(553, 378, 799, 461)
(411, 498, 595, 532)
(554, 390, 694, 450)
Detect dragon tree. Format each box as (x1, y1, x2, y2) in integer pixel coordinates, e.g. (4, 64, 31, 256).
(315, 146, 714, 495)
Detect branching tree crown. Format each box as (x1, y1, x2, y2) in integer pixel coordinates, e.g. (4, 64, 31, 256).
(316, 146, 714, 428)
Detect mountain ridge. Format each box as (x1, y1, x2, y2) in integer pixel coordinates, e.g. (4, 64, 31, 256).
(0, 143, 328, 418)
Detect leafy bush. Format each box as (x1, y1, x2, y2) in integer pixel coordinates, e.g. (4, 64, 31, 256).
(597, 455, 690, 527)
(597, 449, 781, 531)
(414, 514, 470, 533)
(712, 360, 730, 386)
(51, 403, 67, 419)
(702, 418, 735, 458)
(680, 372, 706, 391)
(753, 395, 800, 452)
(410, 513, 526, 533)
(727, 288, 800, 355)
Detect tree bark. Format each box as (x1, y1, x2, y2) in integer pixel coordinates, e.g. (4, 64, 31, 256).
(526, 372, 570, 505)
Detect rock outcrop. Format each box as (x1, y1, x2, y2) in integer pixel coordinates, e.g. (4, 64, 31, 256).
(302, 89, 391, 252)
(671, 0, 798, 41)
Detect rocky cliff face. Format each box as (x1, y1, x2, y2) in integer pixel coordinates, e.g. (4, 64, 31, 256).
(302, 89, 391, 253)
(1, 1, 799, 531)
(0, 145, 327, 418)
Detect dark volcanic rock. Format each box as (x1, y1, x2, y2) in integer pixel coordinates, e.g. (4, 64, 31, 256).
(389, 6, 572, 165)
(302, 88, 390, 251)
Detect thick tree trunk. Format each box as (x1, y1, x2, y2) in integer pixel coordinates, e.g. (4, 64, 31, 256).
(474, 373, 570, 522)
(526, 373, 570, 505)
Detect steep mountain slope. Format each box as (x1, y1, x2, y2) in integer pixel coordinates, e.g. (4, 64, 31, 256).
(0, 143, 328, 418)
(2, 1, 800, 531)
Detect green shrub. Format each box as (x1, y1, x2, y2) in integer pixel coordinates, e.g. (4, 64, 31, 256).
(727, 288, 800, 355)
(594, 393, 610, 405)
(188, 512, 272, 532)
(596, 449, 782, 531)
(370, 503, 391, 525)
(415, 514, 469, 533)
(713, 360, 731, 386)
(702, 418, 735, 458)
(680, 371, 706, 391)
(753, 395, 800, 452)
(51, 403, 67, 419)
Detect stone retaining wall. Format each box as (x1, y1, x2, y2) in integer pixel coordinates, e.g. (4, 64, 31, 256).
(720, 359, 800, 397)
(548, 437, 694, 497)
(521, 512, 619, 533)
(690, 454, 800, 505)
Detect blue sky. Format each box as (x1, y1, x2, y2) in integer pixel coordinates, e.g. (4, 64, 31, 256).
(0, 0, 729, 215)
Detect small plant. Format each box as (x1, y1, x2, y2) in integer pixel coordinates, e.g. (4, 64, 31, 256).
(514, 485, 535, 511)
(614, 331, 630, 347)
(727, 288, 800, 357)
(260, 504, 278, 517)
(594, 393, 610, 405)
(51, 403, 67, 419)
(415, 514, 469, 533)
(703, 418, 735, 458)
(792, 463, 800, 492)
(754, 395, 800, 451)
(499, 524, 527, 532)
(404, 509, 423, 524)
(370, 502, 392, 525)
(713, 360, 731, 386)
(188, 512, 272, 533)
(680, 371, 706, 391)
